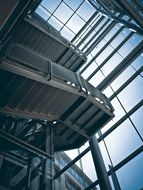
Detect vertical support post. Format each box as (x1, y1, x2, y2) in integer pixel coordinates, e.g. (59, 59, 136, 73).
(43, 126, 54, 190)
(0, 153, 4, 171)
(109, 165, 121, 190)
(77, 149, 83, 171)
(30, 157, 41, 190)
(26, 156, 32, 190)
(89, 136, 112, 190)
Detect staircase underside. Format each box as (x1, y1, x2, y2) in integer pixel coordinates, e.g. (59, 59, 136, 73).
(0, 56, 113, 151)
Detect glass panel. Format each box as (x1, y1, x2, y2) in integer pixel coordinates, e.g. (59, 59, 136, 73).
(103, 86, 113, 98)
(77, 1, 95, 21)
(99, 141, 112, 171)
(82, 61, 98, 79)
(48, 16, 63, 31)
(54, 2, 73, 24)
(110, 29, 130, 49)
(130, 106, 143, 138)
(118, 34, 142, 58)
(81, 151, 97, 181)
(60, 27, 75, 41)
(117, 75, 143, 112)
(41, 0, 61, 13)
(116, 153, 143, 190)
(104, 27, 118, 41)
(131, 55, 143, 70)
(36, 5, 50, 20)
(96, 45, 114, 65)
(63, 0, 83, 11)
(111, 66, 135, 91)
(89, 70, 104, 87)
(101, 53, 123, 77)
(67, 14, 85, 33)
(90, 39, 107, 56)
(104, 119, 142, 165)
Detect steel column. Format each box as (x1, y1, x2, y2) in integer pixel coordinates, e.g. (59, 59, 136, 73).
(89, 136, 112, 190)
(43, 127, 54, 190)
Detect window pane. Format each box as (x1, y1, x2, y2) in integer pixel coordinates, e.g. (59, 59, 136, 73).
(96, 45, 114, 65)
(111, 66, 135, 91)
(36, 5, 50, 20)
(130, 106, 143, 138)
(117, 75, 143, 112)
(81, 151, 97, 181)
(101, 53, 123, 77)
(104, 26, 118, 41)
(41, 0, 61, 13)
(110, 29, 130, 49)
(48, 16, 63, 31)
(60, 27, 75, 41)
(54, 3, 73, 24)
(116, 153, 143, 190)
(132, 55, 143, 70)
(118, 34, 142, 58)
(64, 0, 83, 11)
(77, 1, 95, 21)
(89, 70, 104, 87)
(67, 14, 85, 33)
(90, 39, 107, 56)
(82, 62, 98, 79)
(104, 119, 142, 165)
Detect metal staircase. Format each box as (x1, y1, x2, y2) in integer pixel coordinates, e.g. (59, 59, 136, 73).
(0, 1, 114, 189)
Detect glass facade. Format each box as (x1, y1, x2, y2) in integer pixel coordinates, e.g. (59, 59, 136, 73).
(35, 0, 143, 189)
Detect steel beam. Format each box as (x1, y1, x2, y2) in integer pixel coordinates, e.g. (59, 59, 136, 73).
(0, 129, 52, 158)
(118, 0, 143, 29)
(87, 0, 143, 35)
